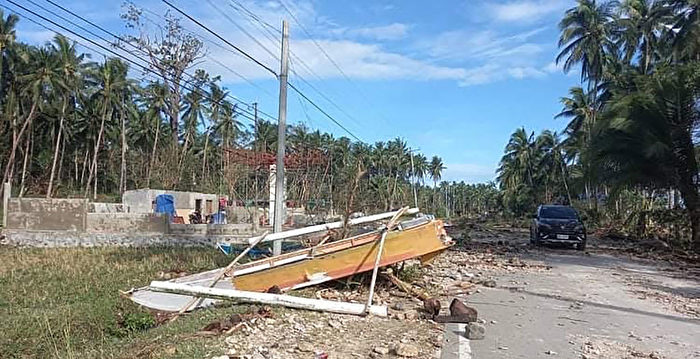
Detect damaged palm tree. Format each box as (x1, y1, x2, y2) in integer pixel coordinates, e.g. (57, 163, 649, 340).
(127, 208, 453, 317)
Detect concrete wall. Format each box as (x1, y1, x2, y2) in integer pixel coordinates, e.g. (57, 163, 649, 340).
(86, 213, 167, 233)
(169, 223, 255, 236)
(2, 230, 246, 247)
(6, 198, 87, 231)
(90, 202, 126, 213)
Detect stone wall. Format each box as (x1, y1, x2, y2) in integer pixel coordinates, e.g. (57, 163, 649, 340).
(1, 230, 247, 247)
(6, 198, 87, 231)
(168, 223, 255, 236)
(86, 213, 168, 233)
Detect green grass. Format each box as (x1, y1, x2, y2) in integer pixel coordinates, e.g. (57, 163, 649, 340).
(0, 246, 251, 358)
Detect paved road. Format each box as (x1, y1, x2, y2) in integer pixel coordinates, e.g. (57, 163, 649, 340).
(459, 247, 700, 358)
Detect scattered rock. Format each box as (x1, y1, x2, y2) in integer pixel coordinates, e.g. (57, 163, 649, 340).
(464, 322, 485, 340)
(297, 343, 315, 352)
(481, 279, 497, 288)
(395, 343, 419, 357)
(423, 297, 441, 317)
(328, 319, 342, 329)
(392, 302, 406, 311)
(545, 350, 557, 355)
(404, 310, 418, 320)
(373, 346, 390, 355)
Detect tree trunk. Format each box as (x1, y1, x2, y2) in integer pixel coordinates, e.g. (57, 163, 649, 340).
(18, 127, 31, 197)
(147, 118, 160, 188)
(47, 99, 68, 198)
(672, 131, 700, 252)
(202, 128, 210, 185)
(85, 105, 110, 197)
(1, 101, 38, 191)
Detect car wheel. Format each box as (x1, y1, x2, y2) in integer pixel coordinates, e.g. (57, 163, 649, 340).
(576, 240, 586, 251)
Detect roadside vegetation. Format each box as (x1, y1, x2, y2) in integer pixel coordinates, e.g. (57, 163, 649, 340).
(0, 246, 244, 358)
(496, 0, 700, 252)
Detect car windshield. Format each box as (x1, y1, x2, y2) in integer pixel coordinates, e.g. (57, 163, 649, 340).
(540, 206, 578, 219)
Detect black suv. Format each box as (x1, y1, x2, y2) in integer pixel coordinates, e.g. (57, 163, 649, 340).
(530, 205, 586, 250)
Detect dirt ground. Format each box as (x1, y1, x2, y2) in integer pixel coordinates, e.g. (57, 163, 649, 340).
(199, 224, 699, 359)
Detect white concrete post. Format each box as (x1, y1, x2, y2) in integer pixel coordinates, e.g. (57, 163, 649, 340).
(2, 182, 10, 228)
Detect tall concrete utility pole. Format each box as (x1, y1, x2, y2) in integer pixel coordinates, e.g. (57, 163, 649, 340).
(272, 20, 289, 255)
(409, 150, 418, 209)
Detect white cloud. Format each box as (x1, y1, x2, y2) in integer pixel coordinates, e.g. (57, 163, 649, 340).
(344, 23, 410, 41)
(489, 0, 568, 23)
(442, 163, 496, 183)
(419, 27, 547, 63)
(17, 30, 55, 45)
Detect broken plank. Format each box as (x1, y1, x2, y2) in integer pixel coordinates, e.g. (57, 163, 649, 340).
(149, 281, 388, 317)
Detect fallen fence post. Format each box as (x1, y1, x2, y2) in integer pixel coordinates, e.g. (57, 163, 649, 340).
(149, 281, 388, 317)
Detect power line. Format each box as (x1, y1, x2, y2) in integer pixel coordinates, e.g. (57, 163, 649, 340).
(277, 0, 392, 128)
(204, 0, 279, 62)
(136, 8, 279, 107)
(30, 0, 273, 122)
(288, 82, 363, 142)
(161, 0, 278, 78)
(227, 0, 366, 131)
(5, 0, 263, 124)
(156, 0, 364, 142)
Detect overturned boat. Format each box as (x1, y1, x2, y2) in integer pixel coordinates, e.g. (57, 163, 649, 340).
(129, 211, 452, 313)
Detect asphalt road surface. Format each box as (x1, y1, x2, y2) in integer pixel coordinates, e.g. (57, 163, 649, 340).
(457, 243, 699, 358)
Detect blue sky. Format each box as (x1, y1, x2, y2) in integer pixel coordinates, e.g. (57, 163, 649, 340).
(10, 0, 580, 183)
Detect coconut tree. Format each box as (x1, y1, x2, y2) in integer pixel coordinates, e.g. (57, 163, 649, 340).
(46, 35, 85, 197)
(616, 0, 674, 73)
(593, 63, 700, 251)
(0, 10, 18, 96)
(671, 0, 700, 60)
(84, 58, 130, 198)
(2, 46, 63, 190)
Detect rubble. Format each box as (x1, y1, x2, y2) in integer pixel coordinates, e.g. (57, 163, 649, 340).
(394, 343, 419, 357)
(465, 322, 485, 340)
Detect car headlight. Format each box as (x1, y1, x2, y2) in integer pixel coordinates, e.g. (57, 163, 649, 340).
(575, 225, 584, 233)
(538, 223, 552, 230)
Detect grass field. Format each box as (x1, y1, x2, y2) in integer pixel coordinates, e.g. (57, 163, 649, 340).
(0, 246, 254, 358)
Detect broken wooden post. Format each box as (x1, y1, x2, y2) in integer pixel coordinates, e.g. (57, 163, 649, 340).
(365, 206, 409, 314)
(149, 281, 388, 317)
(2, 182, 9, 228)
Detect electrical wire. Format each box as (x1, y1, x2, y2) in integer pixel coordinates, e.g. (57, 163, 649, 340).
(40, 0, 276, 122)
(4, 0, 263, 124)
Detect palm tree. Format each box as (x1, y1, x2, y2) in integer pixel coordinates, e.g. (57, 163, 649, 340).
(84, 58, 130, 198)
(671, 0, 700, 60)
(1, 46, 63, 190)
(616, 0, 673, 73)
(0, 10, 19, 97)
(46, 35, 85, 197)
(557, 0, 615, 84)
(429, 156, 445, 188)
(593, 64, 700, 251)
